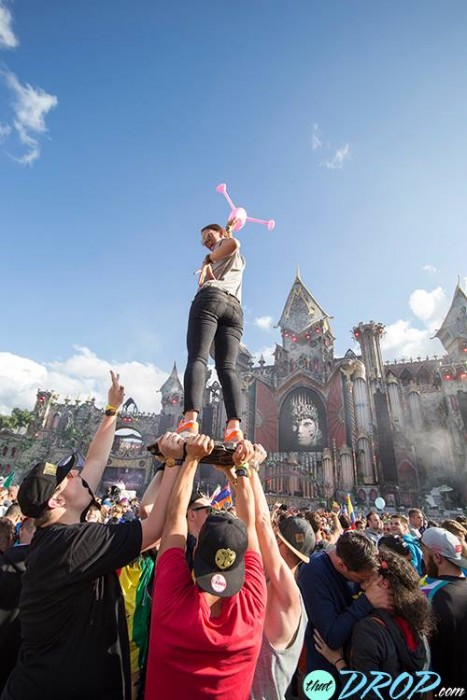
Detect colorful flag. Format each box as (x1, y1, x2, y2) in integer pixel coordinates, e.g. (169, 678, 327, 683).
(211, 483, 232, 510)
(346, 493, 356, 528)
(210, 484, 221, 501)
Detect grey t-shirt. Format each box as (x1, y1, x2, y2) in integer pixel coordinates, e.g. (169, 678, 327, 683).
(202, 239, 245, 302)
(250, 593, 308, 700)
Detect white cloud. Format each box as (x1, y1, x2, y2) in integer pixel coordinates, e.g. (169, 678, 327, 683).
(1, 68, 57, 164)
(254, 315, 274, 331)
(311, 123, 322, 150)
(0, 2, 18, 49)
(409, 286, 448, 330)
(0, 347, 170, 416)
(4, 70, 57, 132)
(380, 286, 450, 361)
(422, 264, 437, 274)
(325, 144, 351, 170)
(252, 345, 276, 366)
(13, 120, 40, 164)
(0, 122, 11, 141)
(380, 320, 439, 360)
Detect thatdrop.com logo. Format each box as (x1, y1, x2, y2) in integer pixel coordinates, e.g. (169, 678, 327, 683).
(303, 670, 336, 700)
(303, 670, 444, 700)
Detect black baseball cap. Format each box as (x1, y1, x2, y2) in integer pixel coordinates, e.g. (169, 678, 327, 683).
(17, 459, 75, 518)
(193, 511, 248, 598)
(277, 516, 316, 563)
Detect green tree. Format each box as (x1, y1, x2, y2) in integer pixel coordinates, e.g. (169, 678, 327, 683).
(10, 408, 34, 429)
(0, 415, 13, 430)
(0, 409, 34, 432)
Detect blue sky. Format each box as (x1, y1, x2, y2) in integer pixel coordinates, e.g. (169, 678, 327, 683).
(1, 0, 466, 414)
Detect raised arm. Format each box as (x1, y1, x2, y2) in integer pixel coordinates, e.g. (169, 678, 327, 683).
(140, 435, 180, 519)
(232, 441, 260, 555)
(80, 370, 124, 492)
(139, 469, 164, 520)
(207, 236, 239, 262)
(249, 445, 301, 647)
(136, 433, 187, 550)
(250, 449, 299, 595)
(157, 435, 214, 559)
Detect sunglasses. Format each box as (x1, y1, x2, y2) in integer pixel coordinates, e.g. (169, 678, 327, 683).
(191, 505, 213, 513)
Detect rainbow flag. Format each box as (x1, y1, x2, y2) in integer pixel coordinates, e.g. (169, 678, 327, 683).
(211, 483, 232, 510)
(346, 493, 356, 528)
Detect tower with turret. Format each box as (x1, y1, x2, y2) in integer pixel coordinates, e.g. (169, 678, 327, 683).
(158, 363, 183, 433)
(276, 269, 335, 385)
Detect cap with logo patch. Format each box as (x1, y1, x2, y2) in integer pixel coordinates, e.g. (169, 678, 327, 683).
(193, 510, 248, 598)
(277, 516, 316, 563)
(17, 460, 74, 518)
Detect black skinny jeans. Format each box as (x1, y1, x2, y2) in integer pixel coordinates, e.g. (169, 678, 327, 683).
(183, 287, 244, 421)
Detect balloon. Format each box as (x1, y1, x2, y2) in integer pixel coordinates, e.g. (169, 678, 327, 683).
(216, 183, 275, 232)
(375, 497, 386, 510)
(227, 207, 247, 231)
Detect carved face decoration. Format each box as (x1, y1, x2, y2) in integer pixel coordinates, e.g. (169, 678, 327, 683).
(292, 417, 318, 447)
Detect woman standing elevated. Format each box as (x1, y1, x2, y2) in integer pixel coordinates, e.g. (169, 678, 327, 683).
(177, 221, 245, 444)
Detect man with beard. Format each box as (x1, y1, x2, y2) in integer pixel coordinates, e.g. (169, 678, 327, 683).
(421, 527, 467, 690)
(1, 372, 181, 700)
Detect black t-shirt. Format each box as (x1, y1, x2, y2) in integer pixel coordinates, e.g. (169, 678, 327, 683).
(0, 545, 28, 691)
(429, 576, 467, 689)
(2, 520, 142, 700)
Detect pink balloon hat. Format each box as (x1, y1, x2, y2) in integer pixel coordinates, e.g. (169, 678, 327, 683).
(215, 183, 275, 232)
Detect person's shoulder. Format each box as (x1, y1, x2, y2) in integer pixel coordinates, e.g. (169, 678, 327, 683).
(352, 613, 389, 643)
(157, 546, 187, 568)
(245, 550, 262, 565)
(243, 551, 265, 581)
(31, 522, 76, 549)
(305, 548, 331, 572)
(242, 551, 267, 605)
(154, 548, 191, 595)
(432, 576, 467, 601)
(219, 236, 241, 251)
(42, 520, 139, 548)
(77, 519, 142, 544)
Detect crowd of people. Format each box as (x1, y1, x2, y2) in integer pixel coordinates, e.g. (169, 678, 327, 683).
(0, 370, 466, 700)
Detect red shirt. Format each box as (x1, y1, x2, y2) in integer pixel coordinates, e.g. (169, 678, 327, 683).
(145, 548, 266, 700)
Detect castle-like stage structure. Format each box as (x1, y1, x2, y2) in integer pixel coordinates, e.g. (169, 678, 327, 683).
(2, 273, 466, 508)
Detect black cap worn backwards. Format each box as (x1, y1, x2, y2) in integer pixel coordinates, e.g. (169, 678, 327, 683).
(17, 459, 74, 518)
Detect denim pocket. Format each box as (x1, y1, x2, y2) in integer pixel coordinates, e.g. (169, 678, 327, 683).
(191, 290, 225, 321)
